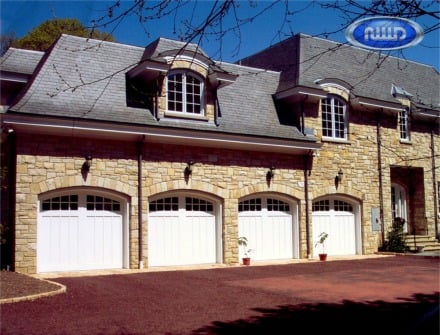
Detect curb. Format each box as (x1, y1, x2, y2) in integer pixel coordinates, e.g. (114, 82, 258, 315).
(0, 279, 66, 304)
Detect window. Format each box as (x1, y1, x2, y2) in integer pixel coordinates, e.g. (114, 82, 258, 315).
(238, 198, 262, 212)
(399, 108, 410, 141)
(149, 197, 179, 212)
(41, 195, 78, 211)
(321, 96, 347, 140)
(312, 200, 330, 211)
(185, 197, 214, 212)
(167, 71, 203, 115)
(86, 195, 121, 211)
(267, 198, 290, 212)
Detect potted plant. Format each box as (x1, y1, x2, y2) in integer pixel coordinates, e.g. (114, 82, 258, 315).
(238, 236, 253, 265)
(315, 232, 329, 261)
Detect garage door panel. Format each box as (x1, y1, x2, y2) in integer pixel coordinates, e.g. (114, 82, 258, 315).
(38, 214, 81, 272)
(38, 193, 124, 273)
(149, 215, 180, 266)
(265, 216, 292, 259)
(187, 216, 216, 262)
(148, 196, 217, 267)
(312, 199, 357, 257)
(238, 197, 295, 261)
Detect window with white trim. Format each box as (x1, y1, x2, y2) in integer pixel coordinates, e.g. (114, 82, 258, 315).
(321, 96, 347, 140)
(167, 70, 203, 115)
(399, 108, 410, 141)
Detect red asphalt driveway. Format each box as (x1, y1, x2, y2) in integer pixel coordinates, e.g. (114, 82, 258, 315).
(1, 255, 439, 335)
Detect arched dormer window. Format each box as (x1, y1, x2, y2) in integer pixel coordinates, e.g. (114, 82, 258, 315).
(167, 70, 204, 116)
(321, 95, 347, 140)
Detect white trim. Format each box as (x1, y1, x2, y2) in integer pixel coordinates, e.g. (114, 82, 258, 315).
(164, 55, 209, 70)
(353, 99, 405, 112)
(2, 117, 321, 154)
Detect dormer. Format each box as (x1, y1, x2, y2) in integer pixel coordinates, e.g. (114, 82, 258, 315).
(126, 39, 237, 124)
(0, 48, 44, 110)
(314, 78, 352, 101)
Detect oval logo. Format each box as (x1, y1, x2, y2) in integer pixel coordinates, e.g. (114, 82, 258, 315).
(345, 16, 424, 50)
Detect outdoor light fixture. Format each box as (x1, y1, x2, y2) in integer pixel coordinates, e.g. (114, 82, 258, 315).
(185, 161, 194, 176)
(84, 154, 93, 171)
(336, 169, 343, 183)
(1, 126, 14, 134)
(267, 166, 275, 181)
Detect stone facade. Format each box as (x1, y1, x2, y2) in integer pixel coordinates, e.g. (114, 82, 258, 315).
(2, 35, 439, 275)
(14, 134, 310, 273)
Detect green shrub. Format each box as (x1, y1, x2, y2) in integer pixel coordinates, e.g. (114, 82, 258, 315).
(379, 217, 409, 252)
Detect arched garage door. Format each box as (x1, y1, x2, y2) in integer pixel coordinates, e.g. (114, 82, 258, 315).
(312, 197, 358, 257)
(238, 195, 298, 261)
(148, 194, 221, 266)
(38, 190, 126, 273)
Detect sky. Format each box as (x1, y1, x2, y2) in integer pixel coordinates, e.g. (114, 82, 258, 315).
(0, 0, 439, 71)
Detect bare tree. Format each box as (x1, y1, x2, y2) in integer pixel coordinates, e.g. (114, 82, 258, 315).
(87, 0, 439, 60)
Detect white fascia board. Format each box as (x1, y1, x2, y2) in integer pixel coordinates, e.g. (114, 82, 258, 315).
(275, 86, 327, 100)
(351, 97, 405, 112)
(2, 115, 321, 154)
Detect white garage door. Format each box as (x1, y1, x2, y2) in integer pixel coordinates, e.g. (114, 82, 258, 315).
(148, 195, 218, 266)
(312, 198, 356, 257)
(38, 193, 124, 273)
(238, 196, 297, 261)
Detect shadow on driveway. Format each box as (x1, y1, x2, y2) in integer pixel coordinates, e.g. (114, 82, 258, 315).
(1, 256, 439, 335)
(193, 293, 439, 334)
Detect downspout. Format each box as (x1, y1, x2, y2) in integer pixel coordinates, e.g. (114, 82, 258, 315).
(304, 152, 312, 258)
(137, 139, 144, 269)
(376, 111, 385, 245)
(431, 127, 438, 238)
(300, 98, 307, 135)
(154, 78, 159, 121)
(214, 83, 221, 126)
(1, 129, 16, 271)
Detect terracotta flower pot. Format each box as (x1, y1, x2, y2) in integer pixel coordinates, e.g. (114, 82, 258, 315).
(242, 257, 251, 265)
(319, 254, 327, 261)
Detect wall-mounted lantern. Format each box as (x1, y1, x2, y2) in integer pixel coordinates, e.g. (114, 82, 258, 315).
(184, 161, 194, 177)
(83, 154, 93, 172)
(266, 166, 275, 182)
(336, 168, 343, 183)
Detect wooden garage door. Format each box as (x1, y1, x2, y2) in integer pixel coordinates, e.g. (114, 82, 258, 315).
(38, 193, 123, 273)
(312, 199, 356, 257)
(238, 197, 295, 261)
(148, 196, 217, 266)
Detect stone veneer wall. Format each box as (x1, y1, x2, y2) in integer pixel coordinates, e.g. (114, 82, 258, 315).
(303, 99, 439, 250)
(12, 101, 439, 274)
(14, 134, 308, 274)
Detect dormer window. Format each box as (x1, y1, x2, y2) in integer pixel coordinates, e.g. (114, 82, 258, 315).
(167, 70, 204, 115)
(321, 95, 347, 140)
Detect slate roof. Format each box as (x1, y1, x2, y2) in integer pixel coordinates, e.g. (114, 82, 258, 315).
(239, 34, 440, 111)
(0, 48, 44, 75)
(5, 34, 310, 142)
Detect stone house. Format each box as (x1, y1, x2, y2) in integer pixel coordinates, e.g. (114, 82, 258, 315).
(1, 33, 439, 274)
